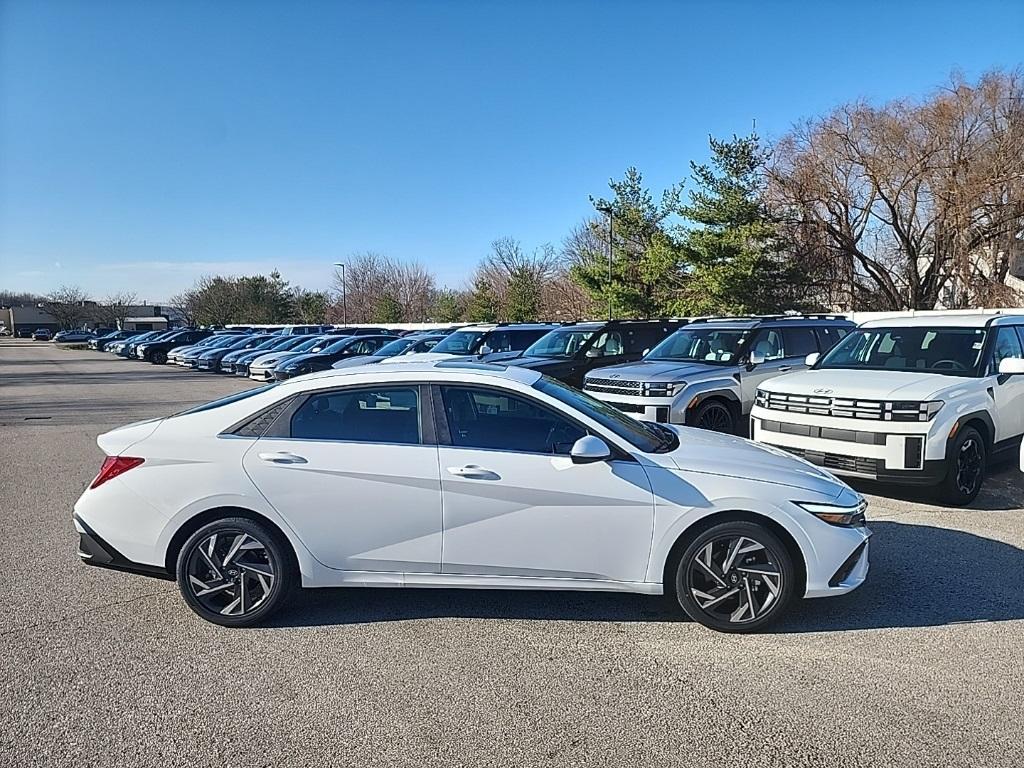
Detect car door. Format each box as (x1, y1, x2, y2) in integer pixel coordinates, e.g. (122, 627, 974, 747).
(988, 326, 1024, 442)
(435, 384, 655, 583)
(242, 384, 443, 573)
(737, 328, 791, 411)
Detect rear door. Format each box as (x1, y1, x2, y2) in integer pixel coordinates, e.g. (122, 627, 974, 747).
(242, 384, 443, 573)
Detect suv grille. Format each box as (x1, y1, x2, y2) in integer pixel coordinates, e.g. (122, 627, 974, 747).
(782, 446, 881, 476)
(758, 391, 890, 420)
(585, 378, 642, 396)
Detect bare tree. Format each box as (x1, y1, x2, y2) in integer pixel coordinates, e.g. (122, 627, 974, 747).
(94, 291, 139, 328)
(329, 253, 436, 323)
(168, 290, 200, 327)
(769, 68, 1024, 310)
(45, 285, 92, 329)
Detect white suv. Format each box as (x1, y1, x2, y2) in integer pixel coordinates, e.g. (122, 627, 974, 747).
(751, 314, 1024, 505)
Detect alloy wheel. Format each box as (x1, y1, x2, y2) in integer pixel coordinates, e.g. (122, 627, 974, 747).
(686, 535, 782, 624)
(697, 402, 733, 433)
(184, 531, 276, 617)
(955, 438, 983, 496)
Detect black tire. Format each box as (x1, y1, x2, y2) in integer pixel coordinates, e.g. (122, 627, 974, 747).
(673, 520, 795, 633)
(936, 425, 987, 507)
(151, 349, 168, 365)
(176, 517, 297, 627)
(692, 398, 736, 434)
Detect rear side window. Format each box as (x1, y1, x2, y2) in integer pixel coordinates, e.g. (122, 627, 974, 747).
(290, 387, 421, 445)
(749, 329, 785, 361)
(782, 327, 818, 357)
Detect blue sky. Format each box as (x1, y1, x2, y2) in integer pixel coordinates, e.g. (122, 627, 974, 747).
(1, 0, 1022, 301)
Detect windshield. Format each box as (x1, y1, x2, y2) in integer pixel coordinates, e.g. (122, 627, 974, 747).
(646, 328, 748, 364)
(818, 327, 988, 376)
(433, 329, 487, 355)
(534, 377, 670, 453)
(377, 338, 417, 356)
(320, 338, 356, 354)
(525, 329, 597, 358)
(250, 336, 286, 352)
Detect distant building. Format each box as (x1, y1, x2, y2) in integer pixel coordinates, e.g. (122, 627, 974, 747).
(1, 303, 169, 335)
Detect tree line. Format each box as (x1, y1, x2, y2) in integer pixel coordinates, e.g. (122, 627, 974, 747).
(9, 69, 1022, 326)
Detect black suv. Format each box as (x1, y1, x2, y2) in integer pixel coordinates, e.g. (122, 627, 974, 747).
(480, 319, 688, 388)
(138, 329, 215, 364)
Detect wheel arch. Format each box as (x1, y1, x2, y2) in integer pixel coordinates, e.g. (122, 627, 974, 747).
(164, 505, 299, 576)
(659, 509, 807, 600)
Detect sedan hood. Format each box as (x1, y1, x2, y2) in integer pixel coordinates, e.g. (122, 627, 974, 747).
(588, 360, 724, 383)
(659, 425, 846, 497)
(380, 352, 458, 364)
(250, 351, 303, 367)
(760, 369, 965, 401)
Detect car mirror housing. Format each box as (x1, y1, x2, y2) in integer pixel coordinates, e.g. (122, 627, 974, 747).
(805, 352, 820, 367)
(748, 350, 765, 367)
(998, 357, 1024, 375)
(570, 435, 611, 464)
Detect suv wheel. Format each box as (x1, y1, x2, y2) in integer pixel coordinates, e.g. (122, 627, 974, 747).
(176, 517, 297, 627)
(937, 426, 986, 506)
(151, 350, 168, 365)
(692, 399, 735, 434)
(674, 520, 795, 633)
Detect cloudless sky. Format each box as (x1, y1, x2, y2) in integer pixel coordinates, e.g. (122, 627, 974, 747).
(1, 0, 1022, 301)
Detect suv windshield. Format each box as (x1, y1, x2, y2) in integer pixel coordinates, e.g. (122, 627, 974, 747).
(525, 329, 597, 358)
(535, 377, 672, 453)
(433, 330, 487, 355)
(818, 327, 988, 376)
(646, 328, 748, 364)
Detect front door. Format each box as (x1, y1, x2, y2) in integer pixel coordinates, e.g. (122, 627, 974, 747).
(242, 385, 442, 572)
(435, 385, 655, 583)
(989, 326, 1024, 443)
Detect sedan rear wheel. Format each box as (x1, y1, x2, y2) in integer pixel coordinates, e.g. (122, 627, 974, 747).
(176, 517, 296, 627)
(675, 520, 795, 633)
(151, 350, 168, 365)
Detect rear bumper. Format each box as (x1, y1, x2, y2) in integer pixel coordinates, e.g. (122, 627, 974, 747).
(74, 515, 171, 580)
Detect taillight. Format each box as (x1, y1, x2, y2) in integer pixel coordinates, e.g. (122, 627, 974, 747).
(90, 456, 145, 489)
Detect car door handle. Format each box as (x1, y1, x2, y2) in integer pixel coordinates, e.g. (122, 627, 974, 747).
(257, 451, 308, 465)
(778, 366, 792, 372)
(447, 465, 499, 480)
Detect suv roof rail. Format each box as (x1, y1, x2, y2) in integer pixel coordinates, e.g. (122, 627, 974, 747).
(687, 313, 850, 325)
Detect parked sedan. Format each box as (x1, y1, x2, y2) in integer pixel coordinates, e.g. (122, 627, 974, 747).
(331, 333, 448, 369)
(273, 334, 399, 380)
(32, 328, 53, 340)
(168, 334, 230, 365)
(177, 334, 248, 368)
(230, 335, 316, 377)
(195, 334, 277, 372)
(53, 329, 98, 343)
(219, 335, 292, 373)
(74, 361, 870, 632)
(89, 331, 134, 351)
(247, 335, 348, 381)
(138, 329, 214, 364)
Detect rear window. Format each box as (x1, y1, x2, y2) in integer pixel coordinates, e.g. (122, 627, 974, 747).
(173, 385, 278, 417)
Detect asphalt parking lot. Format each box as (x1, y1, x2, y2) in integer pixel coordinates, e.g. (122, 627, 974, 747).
(2, 339, 1023, 768)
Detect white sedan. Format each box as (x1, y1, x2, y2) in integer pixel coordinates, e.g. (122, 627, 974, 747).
(73, 362, 870, 632)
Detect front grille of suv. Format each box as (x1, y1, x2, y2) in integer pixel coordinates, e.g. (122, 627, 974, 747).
(584, 378, 643, 396)
(758, 391, 889, 420)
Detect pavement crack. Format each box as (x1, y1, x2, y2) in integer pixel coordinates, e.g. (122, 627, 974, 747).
(1, 587, 175, 638)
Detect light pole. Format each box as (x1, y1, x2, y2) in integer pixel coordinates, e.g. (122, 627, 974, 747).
(332, 262, 348, 326)
(596, 205, 614, 320)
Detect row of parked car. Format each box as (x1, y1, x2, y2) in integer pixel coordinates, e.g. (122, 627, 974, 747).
(82, 312, 1024, 504)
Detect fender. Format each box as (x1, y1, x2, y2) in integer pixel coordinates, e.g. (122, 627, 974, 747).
(672, 377, 741, 423)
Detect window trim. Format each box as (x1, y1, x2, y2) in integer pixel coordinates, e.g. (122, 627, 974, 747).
(431, 383, 635, 461)
(264, 383, 435, 446)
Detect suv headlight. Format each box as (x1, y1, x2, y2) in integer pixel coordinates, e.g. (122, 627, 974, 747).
(886, 400, 943, 422)
(755, 389, 768, 407)
(644, 381, 683, 397)
(794, 500, 867, 527)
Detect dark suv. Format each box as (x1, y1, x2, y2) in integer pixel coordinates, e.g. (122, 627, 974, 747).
(480, 319, 687, 388)
(137, 329, 215, 364)
(583, 314, 855, 433)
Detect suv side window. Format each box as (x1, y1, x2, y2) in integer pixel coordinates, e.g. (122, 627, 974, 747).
(440, 386, 585, 455)
(990, 326, 1024, 372)
(782, 327, 818, 358)
(815, 326, 850, 352)
(749, 329, 785, 361)
(290, 387, 421, 444)
(590, 331, 625, 357)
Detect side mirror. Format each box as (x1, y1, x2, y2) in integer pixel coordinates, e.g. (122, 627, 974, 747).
(748, 350, 765, 367)
(569, 435, 611, 464)
(478, 344, 493, 355)
(805, 352, 820, 367)
(998, 357, 1024, 375)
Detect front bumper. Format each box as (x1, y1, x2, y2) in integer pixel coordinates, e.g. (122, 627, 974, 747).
(582, 389, 674, 423)
(751, 406, 947, 484)
(196, 358, 220, 370)
(249, 367, 276, 381)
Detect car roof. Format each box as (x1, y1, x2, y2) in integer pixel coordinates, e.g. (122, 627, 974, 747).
(685, 314, 853, 330)
(278, 359, 542, 388)
(491, 323, 561, 330)
(859, 313, 1024, 329)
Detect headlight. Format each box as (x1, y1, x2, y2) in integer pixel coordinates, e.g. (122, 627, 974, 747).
(794, 500, 867, 527)
(755, 389, 768, 407)
(886, 400, 943, 421)
(644, 381, 683, 397)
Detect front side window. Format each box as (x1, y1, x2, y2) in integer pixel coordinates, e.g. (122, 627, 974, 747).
(290, 387, 421, 444)
(433, 330, 487, 355)
(819, 327, 988, 376)
(440, 386, 585, 454)
(588, 331, 624, 357)
(524, 329, 597, 358)
(990, 326, 1024, 372)
(646, 328, 749, 364)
